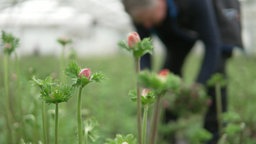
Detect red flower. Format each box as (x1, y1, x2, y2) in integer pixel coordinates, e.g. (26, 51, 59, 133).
(158, 69, 170, 82)
(159, 69, 169, 77)
(79, 68, 91, 79)
(127, 32, 141, 48)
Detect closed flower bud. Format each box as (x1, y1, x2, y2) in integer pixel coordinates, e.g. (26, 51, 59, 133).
(57, 36, 72, 46)
(127, 32, 141, 48)
(4, 43, 11, 49)
(158, 69, 169, 82)
(141, 88, 150, 98)
(79, 68, 91, 79)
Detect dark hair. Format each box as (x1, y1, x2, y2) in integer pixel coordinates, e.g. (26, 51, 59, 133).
(122, 0, 154, 15)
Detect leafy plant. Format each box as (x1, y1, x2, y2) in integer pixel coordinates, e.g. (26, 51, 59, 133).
(105, 134, 137, 144)
(1, 31, 20, 144)
(119, 32, 154, 144)
(65, 61, 104, 144)
(33, 76, 73, 144)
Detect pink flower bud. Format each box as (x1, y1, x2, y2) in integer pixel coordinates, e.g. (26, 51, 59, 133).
(4, 43, 11, 49)
(158, 69, 170, 82)
(141, 88, 150, 97)
(79, 68, 91, 79)
(127, 32, 141, 48)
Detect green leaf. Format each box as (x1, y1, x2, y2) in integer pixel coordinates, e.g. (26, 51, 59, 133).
(65, 61, 80, 79)
(224, 123, 242, 136)
(118, 41, 131, 52)
(84, 119, 99, 143)
(207, 73, 227, 87)
(129, 89, 156, 105)
(222, 111, 241, 123)
(32, 76, 74, 104)
(105, 134, 137, 144)
(91, 72, 105, 82)
(133, 38, 153, 58)
(138, 70, 181, 96)
(118, 37, 153, 59)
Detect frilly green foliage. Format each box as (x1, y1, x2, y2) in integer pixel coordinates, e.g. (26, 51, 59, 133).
(207, 73, 227, 87)
(119, 38, 153, 59)
(57, 37, 72, 47)
(1, 31, 19, 55)
(138, 70, 181, 95)
(32, 76, 73, 104)
(129, 89, 156, 105)
(186, 126, 212, 144)
(84, 119, 99, 143)
(65, 61, 104, 88)
(105, 134, 137, 144)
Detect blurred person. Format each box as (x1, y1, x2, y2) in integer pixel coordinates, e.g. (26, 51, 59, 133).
(122, 0, 243, 143)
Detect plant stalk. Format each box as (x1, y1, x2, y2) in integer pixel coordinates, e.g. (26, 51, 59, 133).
(142, 105, 149, 144)
(78, 87, 83, 144)
(85, 131, 88, 144)
(60, 45, 66, 82)
(150, 96, 161, 144)
(215, 84, 223, 135)
(135, 57, 142, 144)
(3, 54, 13, 144)
(42, 102, 48, 144)
(55, 103, 59, 144)
(14, 52, 24, 141)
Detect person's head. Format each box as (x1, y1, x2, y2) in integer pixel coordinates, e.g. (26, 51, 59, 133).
(122, 0, 167, 28)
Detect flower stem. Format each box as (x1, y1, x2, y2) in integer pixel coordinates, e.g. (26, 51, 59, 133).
(3, 54, 13, 144)
(215, 84, 223, 135)
(55, 103, 59, 144)
(142, 105, 149, 144)
(42, 102, 48, 144)
(150, 96, 161, 144)
(85, 131, 88, 144)
(60, 45, 66, 82)
(78, 87, 84, 144)
(135, 57, 142, 144)
(14, 52, 24, 141)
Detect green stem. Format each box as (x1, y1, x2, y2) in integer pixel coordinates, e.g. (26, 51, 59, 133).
(55, 103, 59, 144)
(85, 131, 88, 144)
(15, 52, 23, 141)
(3, 54, 13, 144)
(42, 102, 48, 144)
(135, 57, 142, 144)
(60, 46, 66, 82)
(142, 105, 149, 144)
(78, 87, 83, 144)
(150, 96, 161, 144)
(239, 126, 244, 144)
(215, 84, 223, 135)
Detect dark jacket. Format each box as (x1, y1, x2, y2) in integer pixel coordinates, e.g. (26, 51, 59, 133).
(176, 0, 243, 48)
(213, 0, 243, 48)
(135, 0, 223, 84)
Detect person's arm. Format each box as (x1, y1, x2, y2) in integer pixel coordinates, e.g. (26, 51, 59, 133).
(133, 22, 153, 70)
(191, 0, 221, 84)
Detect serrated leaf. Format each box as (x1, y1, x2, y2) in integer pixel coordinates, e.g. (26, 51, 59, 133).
(65, 61, 80, 79)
